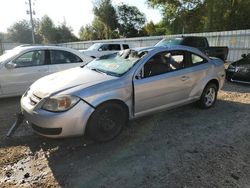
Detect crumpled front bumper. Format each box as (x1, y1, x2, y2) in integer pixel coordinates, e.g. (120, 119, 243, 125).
(20, 95, 95, 138)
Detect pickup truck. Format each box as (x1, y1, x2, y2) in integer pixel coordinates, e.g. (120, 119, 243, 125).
(155, 36, 228, 61)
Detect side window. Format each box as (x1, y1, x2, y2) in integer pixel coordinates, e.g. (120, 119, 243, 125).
(183, 38, 205, 48)
(50, 50, 83, 64)
(100, 44, 109, 51)
(168, 52, 185, 71)
(13, 50, 45, 68)
(196, 38, 206, 47)
(123, 44, 129, 50)
(183, 38, 196, 47)
(142, 51, 186, 78)
(108, 44, 121, 51)
(190, 53, 207, 66)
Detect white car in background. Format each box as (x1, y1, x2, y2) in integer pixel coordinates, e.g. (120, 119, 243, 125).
(79, 43, 130, 58)
(0, 45, 92, 98)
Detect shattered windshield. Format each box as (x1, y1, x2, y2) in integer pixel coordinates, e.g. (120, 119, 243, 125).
(86, 49, 148, 77)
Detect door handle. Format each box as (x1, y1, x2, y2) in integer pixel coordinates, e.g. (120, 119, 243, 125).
(180, 75, 189, 81)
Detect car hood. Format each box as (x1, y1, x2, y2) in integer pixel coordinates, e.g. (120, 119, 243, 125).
(30, 67, 116, 98)
(80, 50, 95, 55)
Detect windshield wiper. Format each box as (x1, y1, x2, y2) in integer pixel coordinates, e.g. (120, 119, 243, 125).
(89, 68, 108, 75)
(89, 67, 120, 77)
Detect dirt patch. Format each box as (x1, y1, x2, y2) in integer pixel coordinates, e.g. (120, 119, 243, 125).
(0, 82, 249, 187)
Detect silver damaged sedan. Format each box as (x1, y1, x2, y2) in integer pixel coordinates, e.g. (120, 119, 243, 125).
(21, 45, 225, 141)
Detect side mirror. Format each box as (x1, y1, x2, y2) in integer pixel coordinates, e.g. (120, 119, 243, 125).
(135, 69, 143, 80)
(98, 48, 103, 51)
(241, 54, 247, 58)
(5, 62, 17, 69)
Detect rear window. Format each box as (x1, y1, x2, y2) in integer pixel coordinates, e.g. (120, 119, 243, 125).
(100, 44, 121, 51)
(109, 44, 121, 51)
(155, 38, 183, 46)
(183, 38, 206, 48)
(123, 44, 129, 49)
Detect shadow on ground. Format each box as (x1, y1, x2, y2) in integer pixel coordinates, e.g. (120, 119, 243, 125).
(222, 81, 250, 93)
(1, 95, 250, 187)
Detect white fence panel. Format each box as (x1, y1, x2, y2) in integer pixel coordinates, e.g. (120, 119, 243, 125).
(61, 29, 250, 62)
(0, 42, 21, 54)
(2, 30, 250, 62)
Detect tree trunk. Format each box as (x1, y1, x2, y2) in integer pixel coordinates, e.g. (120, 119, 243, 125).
(208, 0, 214, 31)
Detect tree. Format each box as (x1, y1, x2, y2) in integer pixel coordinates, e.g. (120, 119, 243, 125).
(56, 23, 78, 43)
(7, 20, 33, 43)
(148, 0, 202, 22)
(92, 17, 107, 40)
(117, 4, 146, 37)
(147, 0, 204, 33)
(144, 21, 169, 36)
(204, 0, 250, 31)
(38, 15, 78, 43)
(147, 0, 250, 33)
(79, 17, 115, 41)
(38, 15, 58, 43)
(93, 0, 119, 39)
(79, 25, 97, 41)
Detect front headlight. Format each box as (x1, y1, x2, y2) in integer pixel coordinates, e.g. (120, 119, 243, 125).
(227, 64, 236, 72)
(228, 64, 235, 69)
(42, 95, 80, 112)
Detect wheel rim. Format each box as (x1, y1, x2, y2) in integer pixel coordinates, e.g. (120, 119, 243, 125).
(96, 108, 123, 141)
(100, 115, 116, 131)
(204, 88, 216, 106)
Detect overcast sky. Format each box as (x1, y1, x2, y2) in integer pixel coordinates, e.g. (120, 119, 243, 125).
(0, 0, 162, 36)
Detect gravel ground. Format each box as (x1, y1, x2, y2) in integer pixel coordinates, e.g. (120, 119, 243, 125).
(0, 81, 249, 188)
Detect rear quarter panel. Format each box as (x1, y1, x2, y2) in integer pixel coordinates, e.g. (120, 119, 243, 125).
(189, 58, 225, 99)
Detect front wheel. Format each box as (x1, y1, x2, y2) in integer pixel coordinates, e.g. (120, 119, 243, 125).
(198, 83, 218, 109)
(86, 102, 128, 142)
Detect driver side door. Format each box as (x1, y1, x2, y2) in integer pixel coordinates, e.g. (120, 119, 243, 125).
(133, 50, 193, 117)
(0, 50, 49, 96)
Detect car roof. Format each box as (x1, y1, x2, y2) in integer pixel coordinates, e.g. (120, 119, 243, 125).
(134, 45, 208, 59)
(16, 45, 74, 51)
(7, 45, 93, 62)
(93, 42, 129, 45)
(15, 45, 80, 54)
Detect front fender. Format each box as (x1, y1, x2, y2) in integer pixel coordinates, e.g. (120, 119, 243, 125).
(83, 85, 134, 119)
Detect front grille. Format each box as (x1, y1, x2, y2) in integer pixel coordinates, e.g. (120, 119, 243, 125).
(31, 124, 62, 135)
(29, 94, 42, 106)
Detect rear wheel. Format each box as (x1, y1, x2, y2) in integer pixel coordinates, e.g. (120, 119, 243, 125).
(198, 83, 218, 109)
(86, 102, 128, 142)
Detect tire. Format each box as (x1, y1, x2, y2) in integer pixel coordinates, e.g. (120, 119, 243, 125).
(198, 83, 218, 109)
(86, 102, 128, 142)
(226, 73, 233, 82)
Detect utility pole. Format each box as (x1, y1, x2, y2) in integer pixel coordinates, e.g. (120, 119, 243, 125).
(26, 0, 35, 44)
(0, 36, 3, 55)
